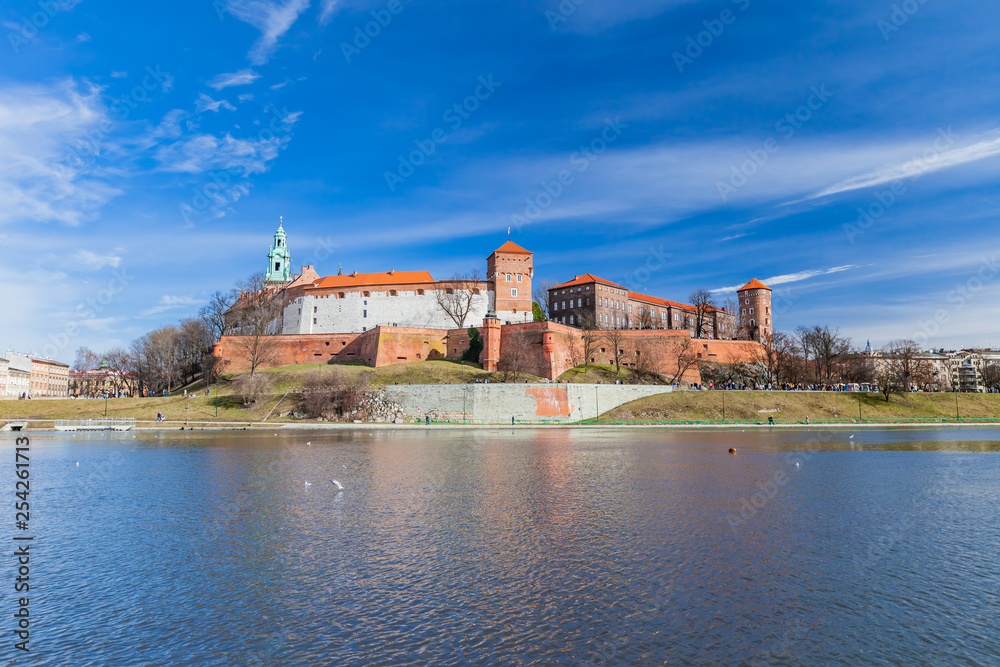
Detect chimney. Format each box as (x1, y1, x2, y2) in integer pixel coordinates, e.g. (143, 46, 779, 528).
(352, 271, 358, 277)
(389, 269, 394, 275)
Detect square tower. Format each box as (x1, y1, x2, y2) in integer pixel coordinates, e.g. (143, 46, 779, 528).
(487, 240, 533, 323)
(737, 278, 772, 341)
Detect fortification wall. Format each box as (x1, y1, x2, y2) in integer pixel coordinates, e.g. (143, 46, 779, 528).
(384, 383, 672, 422)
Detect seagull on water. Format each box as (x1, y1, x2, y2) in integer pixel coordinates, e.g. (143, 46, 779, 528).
(304, 481, 312, 487)
(850, 434, 855, 439)
(330, 479, 344, 491)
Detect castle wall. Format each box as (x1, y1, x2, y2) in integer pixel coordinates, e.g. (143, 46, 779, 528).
(384, 383, 672, 423)
(280, 287, 494, 335)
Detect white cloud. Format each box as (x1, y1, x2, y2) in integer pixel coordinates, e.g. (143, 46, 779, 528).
(0, 78, 123, 226)
(238, 93, 254, 102)
(195, 93, 237, 113)
(223, 0, 312, 64)
(711, 265, 862, 293)
(73, 250, 122, 270)
(141, 295, 201, 317)
(207, 68, 261, 90)
(319, 0, 340, 24)
(809, 129, 1000, 200)
(110, 71, 128, 78)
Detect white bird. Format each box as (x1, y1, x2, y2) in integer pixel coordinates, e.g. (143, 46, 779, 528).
(76, 462, 79, 467)
(795, 462, 800, 468)
(850, 434, 855, 439)
(342, 464, 347, 469)
(306, 441, 311, 446)
(304, 481, 312, 487)
(330, 479, 344, 491)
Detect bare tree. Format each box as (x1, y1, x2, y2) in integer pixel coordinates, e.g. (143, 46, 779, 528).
(689, 289, 716, 339)
(982, 360, 1000, 392)
(663, 336, 700, 385)
(104, 347, 134, 396)
(637, 305, 655, 330)
(603, 329, 627, 378)
(230, 272, 283, 376)
(628, 337, 656, 384)
(532, 279, 554, 320)
(579, 310, 599, 370)
(498, 334, 531, 382)
(73, 347, 101, 372)
(200, 289, 238, 341)
(840, 349, 875, 385)
(436, 270, 483, 329)
(751, 332, 780, 385)
(874, 339, 931, 401)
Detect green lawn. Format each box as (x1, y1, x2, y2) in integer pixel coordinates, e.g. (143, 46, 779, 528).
(602, 390, 1000, 422)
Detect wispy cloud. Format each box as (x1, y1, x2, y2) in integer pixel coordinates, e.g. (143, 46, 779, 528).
(711, 265, 862, 293)
(223, 0, 311, 65)
(73, 250, 122, 270)
(319, 0, 340, 24)
(0, 78, 123, 226)
(195, 93, 237, 113)
(808, 130, 1000, 200)
(141, 295, 201, 317)
(207, 68, 261, 90)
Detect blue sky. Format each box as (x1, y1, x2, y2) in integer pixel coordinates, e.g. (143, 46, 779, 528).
(3, 0, 1000, 359)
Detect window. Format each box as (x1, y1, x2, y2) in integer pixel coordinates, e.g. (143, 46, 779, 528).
(417, 289, 424, 295)
(277, 240, 281, 246)
(570, 315, 575, 325)
(628, 304, 632, 313)
(363, 310, 367, 318)
(313, 306, 317, 313)
(511, 288, 518, 297)
(517, 274, 522, 282)
(506, 274, 512, 282)
(553, 302, 558, 311)
(390, 290, 397, 296)
(338, 292, 345, 299)
(577, 298, 582, 307)
(275, 262, 280, 271)
(312, 318, 317, 325)
(749, 308, 754, 315)
(745, 299, 750, 304)
(562, 301, 566, 310)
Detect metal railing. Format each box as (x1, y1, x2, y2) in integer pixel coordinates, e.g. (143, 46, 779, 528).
(54, 418, 137, 431)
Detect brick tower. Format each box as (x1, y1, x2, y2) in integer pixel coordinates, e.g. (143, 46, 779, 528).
(487, 240, 533, 324)
(737, 278, 772, 341)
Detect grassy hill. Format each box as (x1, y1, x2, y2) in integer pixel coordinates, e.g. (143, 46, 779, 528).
(0, 360, 546, 425)
(601, 390, 1000, 422)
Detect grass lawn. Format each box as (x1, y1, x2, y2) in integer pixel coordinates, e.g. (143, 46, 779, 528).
(0, 359, 547, 425)
(602, 390, 1000, 422)
(558, 364, 641, 384)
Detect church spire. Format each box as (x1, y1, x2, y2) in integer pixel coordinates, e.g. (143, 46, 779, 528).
(265, 219, 291, 283)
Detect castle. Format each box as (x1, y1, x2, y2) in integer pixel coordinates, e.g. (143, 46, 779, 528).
(214, 222, 770, 381)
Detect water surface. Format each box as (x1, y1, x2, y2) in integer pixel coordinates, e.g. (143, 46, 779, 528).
(8, 427, 1000, 665)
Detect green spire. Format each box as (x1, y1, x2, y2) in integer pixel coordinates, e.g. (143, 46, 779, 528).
(266, 217, 291, 283)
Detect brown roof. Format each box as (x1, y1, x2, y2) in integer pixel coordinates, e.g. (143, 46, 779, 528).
(491, 240, 532, 256)
(308, 270, 436, 290)
(738, 278, 771, 291)
(551, 273, 627, 290)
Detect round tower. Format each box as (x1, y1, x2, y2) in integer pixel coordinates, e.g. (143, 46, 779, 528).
(266, 218, 292, 284)
(737, 278, 772, 341)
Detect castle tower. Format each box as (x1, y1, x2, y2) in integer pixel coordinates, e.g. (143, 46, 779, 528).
(266, 218, 291, 284)
(737, 278, 772, 341)
(487, 240, 533, 324)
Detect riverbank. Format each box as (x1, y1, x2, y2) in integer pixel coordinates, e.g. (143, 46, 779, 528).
(3, 388, 998, 429)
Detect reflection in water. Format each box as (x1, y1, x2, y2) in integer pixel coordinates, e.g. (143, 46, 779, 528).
(12, 427, 1000, 665)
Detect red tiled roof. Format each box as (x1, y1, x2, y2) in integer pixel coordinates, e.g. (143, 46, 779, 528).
(492, 240, 532, 255)
(738, 278, 771, 291)
(630, 292, 695, 313)
(551, 273, 627, 290)
(308, 270, 436, 290)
